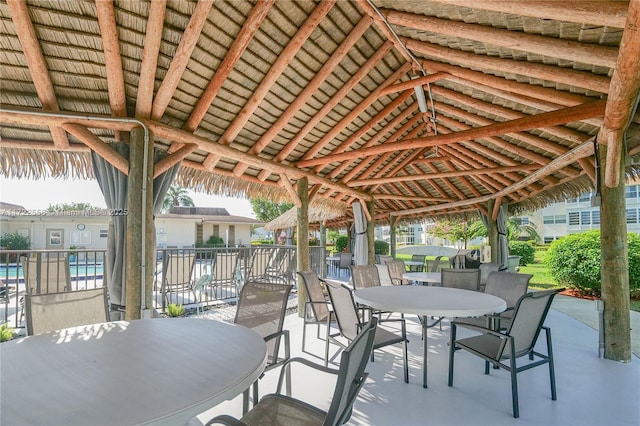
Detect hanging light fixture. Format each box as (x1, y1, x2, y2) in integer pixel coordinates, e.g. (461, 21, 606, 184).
(412, 76, 429, 113)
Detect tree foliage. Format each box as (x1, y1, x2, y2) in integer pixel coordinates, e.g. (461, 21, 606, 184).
(508, 240, 535, 266)
(546, 230, 640, 296)
(249, 198, 293, 222)
(162, 186, 195, 212)
(429, 219, 486, 249)
(0, 232, 30, 250)
(47, 202, 97, 212)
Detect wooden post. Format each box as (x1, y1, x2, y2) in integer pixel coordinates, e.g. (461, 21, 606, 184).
(366, 199, 375, 264)
(598, 144, 631, 362)
(486, 199, 499, 264)
(143, 134, 155, 318)
(296, 177, 309, 317)
(390, 216, 397, 258)
(319, 223, 327, 279)
(125, 127, 143, 320)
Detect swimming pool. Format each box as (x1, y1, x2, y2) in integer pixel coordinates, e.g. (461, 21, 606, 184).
(0, 263, 105, 284)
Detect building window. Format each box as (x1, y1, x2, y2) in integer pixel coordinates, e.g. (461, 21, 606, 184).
(544, 236, 560, 244)
(592, 210, 600, 225)
(71, 230, 91, 245)
(580, 211, 591, 225)
(627, 208, 638, 224)
(543, 216, 554, 224)
(100, 230, 108, 238)
(626, 185, 638, 199)
(555, 215, 566, 224)
(213, 225, 219, 238)
(568, 212, 580, 226)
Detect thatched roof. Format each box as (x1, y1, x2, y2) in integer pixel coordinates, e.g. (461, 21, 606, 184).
(1, 1, 639, 225)
(265, 197, 348, 230)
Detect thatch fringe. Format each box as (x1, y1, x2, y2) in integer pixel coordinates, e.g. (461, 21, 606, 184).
(0, 148, 94, 180)
(265, 198, 348, 231)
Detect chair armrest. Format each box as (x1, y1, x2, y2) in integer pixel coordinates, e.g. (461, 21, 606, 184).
(452, 321, 507, 339)
(206, 414, 248, 426)
(275, 356, 339, 394)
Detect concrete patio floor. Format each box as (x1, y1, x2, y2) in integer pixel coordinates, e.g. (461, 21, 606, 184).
(193, 296, 639, 426)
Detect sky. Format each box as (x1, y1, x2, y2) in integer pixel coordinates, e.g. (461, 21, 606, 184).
(0, 176, 256, 218)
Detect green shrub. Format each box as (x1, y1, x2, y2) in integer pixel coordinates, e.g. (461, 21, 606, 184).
(0, 232, 30, 262)
(167, 303, 184, 317)
(0, 323, 14, 342)
(374, 240, 389, 255)
(509, 240, 535, 266)
(335, 235, 349, 253)
(546, 230, 640, 296)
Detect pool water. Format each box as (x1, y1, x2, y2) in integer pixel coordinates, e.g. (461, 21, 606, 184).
(0, 263, 105, 283)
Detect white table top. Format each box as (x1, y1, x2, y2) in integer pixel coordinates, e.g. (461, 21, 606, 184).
(1, 318, 267, 426)
(404, 260, 425, 266)
(403, 271, 441, 284)
(354, 286, 506, 318)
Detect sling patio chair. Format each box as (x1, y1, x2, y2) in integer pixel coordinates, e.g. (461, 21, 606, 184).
(21, 253, 71, 295)
(479, 262, 502, 291)
(441, 268, 481, 292)
(408, 254, 426, 272)
(234, 280, 293, 412)
(296, 270, 338, 354)
(429, 255, 444, 272)
(208, 251, 239, 299)
(206, 318, 378, 426)
(337, 253, 352, 278)
(324, 280, 409, 383)
(25, 287, 109, 336)
(157, 252, 196, 306)
(385, 260, 409, 286)
(455, 271, 532, 331)
(448, 288, 563, 418)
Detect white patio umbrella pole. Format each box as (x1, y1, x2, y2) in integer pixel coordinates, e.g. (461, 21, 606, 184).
(0, 108, 151, 318)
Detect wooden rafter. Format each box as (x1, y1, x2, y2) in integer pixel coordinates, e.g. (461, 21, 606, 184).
(279, 176, 302, 208)
(296, 100, 607, 168)
(153, 143, 198, 179)
(0, 139, 89, 152)
(96, 0, 126, 118)
(6, 0, 69, 149)
(62, 124, 128, 175)
(136, 0, 166, 119)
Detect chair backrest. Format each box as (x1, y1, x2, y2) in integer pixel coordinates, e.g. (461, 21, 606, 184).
(409, 254, 426, 271)
(499, 289, 563, 359)
(297, 270, 331, 322)
(324, 280, 361, 341)
(349, 265, 381, 290)
(21, 254, 71, 294)
(441, 268, 481, 291)
(213, 252, 238, 282)
(375, 255, 393, 265)
(479, 262, 502, 286)
(324, 317, 378, 426)
(430, 255, 444, 272)
(374, 264, 393, 286)
(339, 253, 352, 268)
(385, 260, 408, 285)
(235, 280, 293, 364)
(25, 287, 109, 335)
(163, 252, 196, 287)
(249, 248, 273, 279)
(484, 271, 532, 309)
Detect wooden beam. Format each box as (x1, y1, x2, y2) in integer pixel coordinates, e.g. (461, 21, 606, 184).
(599, 0, 640, 187)
(383, 9, 619, 68)
(404, 38, 611, 93)
(62, 124, 129, 175)
(296, 99, 607, 167)
(96, 0, 127, 117)
(373, 194, 455, 202)
(0, 139, 89, 152)
(379, 72, 450, 96)
(6, 0, 69, 149)
(136, 0, 166, 119)
(153, 143, 198, 179)
(280, 176, 302, 208)
(430, 1, 629, 28)
(491, 197, 503, 221)
(151, 0, 215, 120)
(0, 107, 137, 132)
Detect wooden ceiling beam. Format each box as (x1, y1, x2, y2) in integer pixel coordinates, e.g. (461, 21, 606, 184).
(279, 176, 302, 208)
(0, 139, 89, 152)
(420, 163, 465, 200)
(151, 0, 215, 120)
(441, 159, 483, 197)
(405, 38, 611, 93)
(296, 99, 606, 167)
(231, 15, 372, 176)
(6, 0, 69, 149)
(95, 0, 126, 118)
(153, 143, 198, 179)
(135, 0, 166, 119)
(384, 9, 619, 69)
(62, 124, 128, 175)
(599, 0, 640, 187)
(430, 1, 629, 28)
(379, 72, 450, 97)
(373, 194, 455, 202)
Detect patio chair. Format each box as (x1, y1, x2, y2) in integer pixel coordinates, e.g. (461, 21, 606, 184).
(21, 254, 71, 294)
(349, 265, 381, 290)
(209, 251, 239, 298)
(248, 248, 274, 281)
(375, 254, 393, 264)
(441, 268, 481, 291)
(430, 255, 444, 272)
(385, 260, 408, 285)
(479, 262, 502, 291)
(158, 252, 196, 306)
(234, 280, 293, 411)
(206, 317, 378, 426)
(264, 248, 289, 282)
(374, 264, 393, 286)
(297, 271, 338, 354)
(324, 280, 409, 383)
(409, 254, 426, 272)
(337, 253, 352, 278)
(455, 271, 532, 331)
(25, 287, 109, 335)
(448, 288, 563, 418)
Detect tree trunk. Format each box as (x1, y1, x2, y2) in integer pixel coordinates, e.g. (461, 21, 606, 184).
(486, 200, 499, 264)
(598, 144, 631, 362)
(296, 177, 309, 317)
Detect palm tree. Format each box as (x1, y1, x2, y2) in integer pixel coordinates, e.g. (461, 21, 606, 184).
(162, 185, 195, 212)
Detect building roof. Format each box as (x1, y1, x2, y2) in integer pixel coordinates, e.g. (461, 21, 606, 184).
(1, 1, 639, 226)
(158, 206, 264, 225)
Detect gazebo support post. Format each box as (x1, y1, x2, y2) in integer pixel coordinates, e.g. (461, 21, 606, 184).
(598, 143, 631, 362)
(320, 223, 327, 279)
(296, 177, 309, 318)
(366, 199, 375, 264)
(390, 216, 397, 258)
(486, 199, 499, 265)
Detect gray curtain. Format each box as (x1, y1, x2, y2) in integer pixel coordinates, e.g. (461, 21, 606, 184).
(352, 202, 368, 265)
(480, 204, 509, 270)
(285, 227, 294, 246)
(92, 144, 179, 308)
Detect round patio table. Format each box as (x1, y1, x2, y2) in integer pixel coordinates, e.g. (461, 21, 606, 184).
(355, 286, 506, 388)
(0, 318, 267, 425)
(403, 271, 441, 285)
